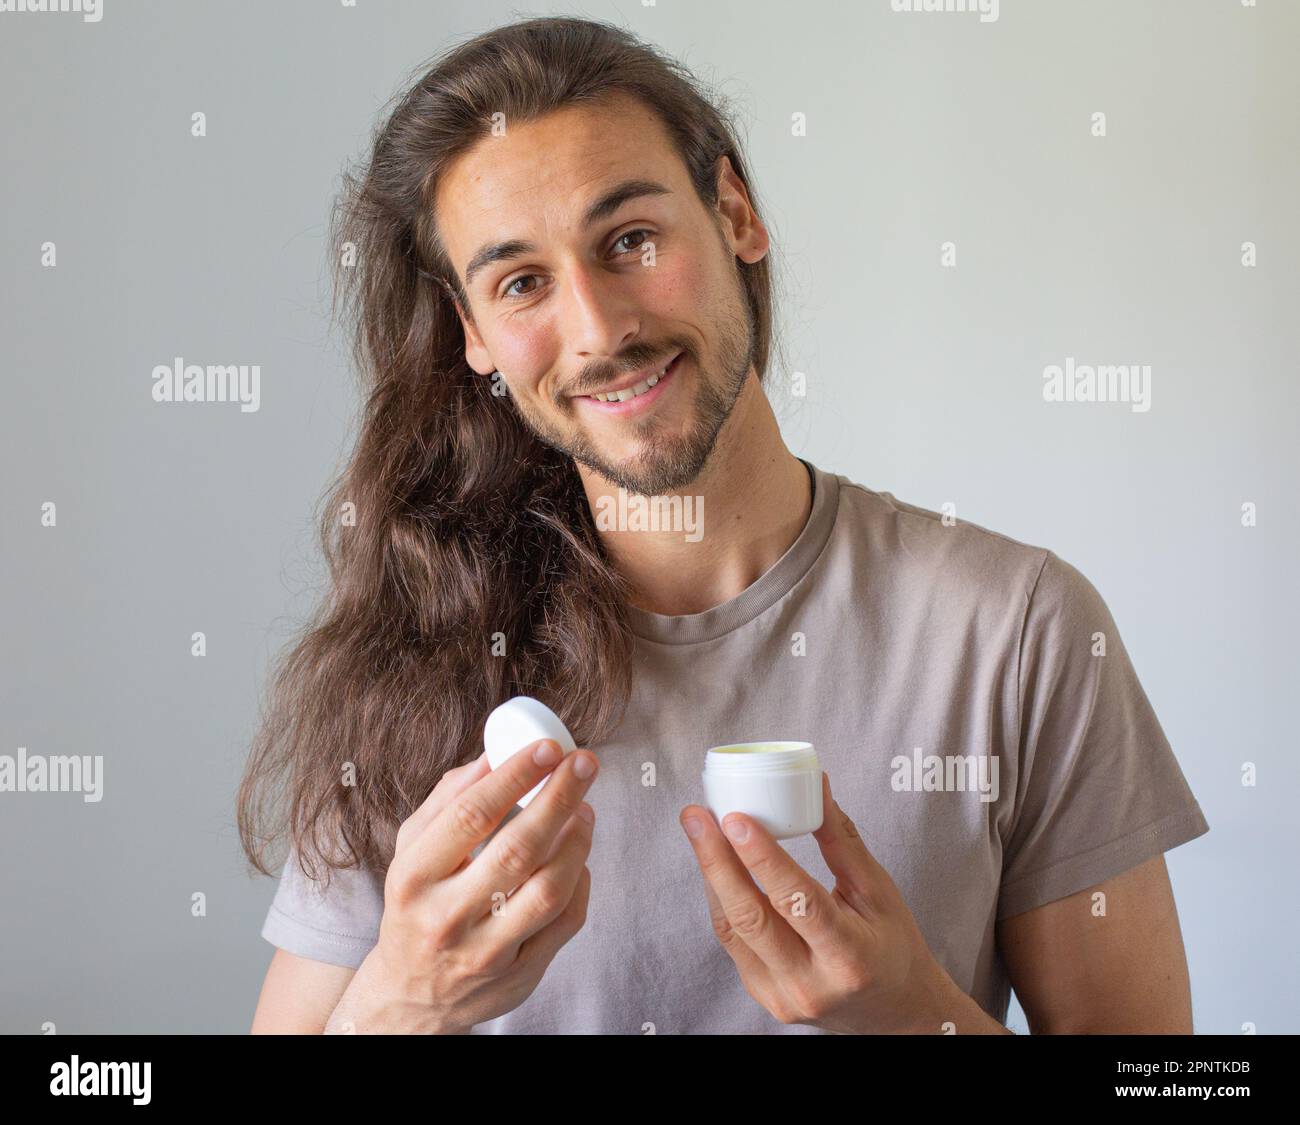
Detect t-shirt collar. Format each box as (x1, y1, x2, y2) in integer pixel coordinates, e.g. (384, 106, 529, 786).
(624, 458, 839, 645)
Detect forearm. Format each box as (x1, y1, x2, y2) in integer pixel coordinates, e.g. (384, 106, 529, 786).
(324, 951, 469, 1035)
(926, 975, 1013, 1035)
(897, 963, 1014, 1035)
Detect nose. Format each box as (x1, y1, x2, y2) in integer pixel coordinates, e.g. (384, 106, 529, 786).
(562, 258, 641, 365)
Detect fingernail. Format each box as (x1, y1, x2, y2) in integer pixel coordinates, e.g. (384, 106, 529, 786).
(573, 752, 596, 779)
(723, 816, 749, 843)
(577, 803, 595, 825)
(533, 740, 562, 767)
(683, 816, 703, 839)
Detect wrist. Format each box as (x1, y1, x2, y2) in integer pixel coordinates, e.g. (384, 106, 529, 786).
(907, 961, 1011, 1035)
(846, 955, 1009, 1035)
(327, 949, 469, 1035)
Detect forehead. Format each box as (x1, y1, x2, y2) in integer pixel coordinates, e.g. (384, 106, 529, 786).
(435, 93, 689, 278)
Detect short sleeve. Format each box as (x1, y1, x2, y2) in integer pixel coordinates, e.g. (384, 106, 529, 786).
(997, 551, 1210, 920)
(260, 846, 385, 969)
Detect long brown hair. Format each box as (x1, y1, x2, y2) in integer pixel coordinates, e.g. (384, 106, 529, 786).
(238, 15, 778, 887)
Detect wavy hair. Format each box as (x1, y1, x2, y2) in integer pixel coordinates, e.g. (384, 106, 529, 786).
(237, 15, 777, 887)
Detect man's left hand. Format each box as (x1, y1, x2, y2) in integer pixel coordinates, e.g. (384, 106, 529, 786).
(679, 770, 958, 1034)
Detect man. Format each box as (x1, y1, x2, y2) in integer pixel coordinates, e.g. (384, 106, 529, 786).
(246, 16, 1208, 1034)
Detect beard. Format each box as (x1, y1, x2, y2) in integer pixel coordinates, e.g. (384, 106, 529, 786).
(506, 267, 757, 497)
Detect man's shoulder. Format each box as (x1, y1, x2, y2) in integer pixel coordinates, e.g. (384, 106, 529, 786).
(826, 472, 1080, 616)
(821, 473, 1124, 659)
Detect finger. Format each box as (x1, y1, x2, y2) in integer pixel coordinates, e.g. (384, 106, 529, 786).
(468, 799, 594, 949)
(512, 863, 592, 976)
(397, 739, 573, 889)
(679, 805, 808, 971)
(712, 803, 849, 957)
(811, 771, 883, 916)
(538, 802, 589, 865)
(693, 848, 777, 990)
(712, 801, 852, 952)
(456, 748, 599, 912)
(402, 750, 490, 842)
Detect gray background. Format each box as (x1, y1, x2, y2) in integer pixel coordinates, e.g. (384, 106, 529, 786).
(1, 0, 1295, 1034)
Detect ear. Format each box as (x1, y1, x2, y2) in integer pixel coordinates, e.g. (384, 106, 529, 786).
(714, 154, 770, 267)
(453, 295, 496, 378)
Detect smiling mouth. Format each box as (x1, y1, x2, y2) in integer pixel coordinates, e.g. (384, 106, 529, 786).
(579, 350, 684, 403)
(575, 351, 685, 417)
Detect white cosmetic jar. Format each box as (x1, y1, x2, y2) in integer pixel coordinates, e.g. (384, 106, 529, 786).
(702, 741, 823, 840)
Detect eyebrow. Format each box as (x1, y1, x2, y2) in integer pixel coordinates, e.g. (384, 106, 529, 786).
(461, 178, 673, 292)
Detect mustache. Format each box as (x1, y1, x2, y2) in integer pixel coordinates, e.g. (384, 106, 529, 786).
(568, 345, 687, 397)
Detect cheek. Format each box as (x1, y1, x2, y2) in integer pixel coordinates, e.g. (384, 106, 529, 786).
(492, 323, 553, 387)
(641, 252, 705, 312)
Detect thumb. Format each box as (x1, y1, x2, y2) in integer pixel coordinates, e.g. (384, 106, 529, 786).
(812, 771, 887, 906)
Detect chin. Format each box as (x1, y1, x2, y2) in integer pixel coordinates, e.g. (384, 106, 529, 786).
(612, 441, 712, 496)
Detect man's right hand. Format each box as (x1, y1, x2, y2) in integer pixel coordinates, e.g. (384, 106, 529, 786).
(325, 739, 597, 1034)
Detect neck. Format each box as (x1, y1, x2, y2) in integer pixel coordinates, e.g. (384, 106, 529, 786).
(576, 373, 813, 616)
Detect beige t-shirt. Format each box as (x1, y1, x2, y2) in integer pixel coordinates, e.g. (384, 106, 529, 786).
(260, 458, 1210, 1032)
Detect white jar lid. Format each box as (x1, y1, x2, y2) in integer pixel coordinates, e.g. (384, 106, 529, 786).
(483, 696, 577, 807)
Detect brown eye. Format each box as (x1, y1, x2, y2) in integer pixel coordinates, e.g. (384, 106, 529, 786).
(613, 229, 653, 255)
(503, 274, 540, 299)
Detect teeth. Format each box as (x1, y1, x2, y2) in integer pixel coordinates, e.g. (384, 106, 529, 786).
(590, 364, 668, 403)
